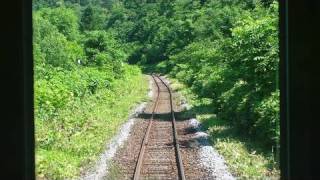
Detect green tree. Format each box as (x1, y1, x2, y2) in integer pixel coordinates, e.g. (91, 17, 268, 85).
(80, 5, 108, 31)
(38, 7, 80, 41)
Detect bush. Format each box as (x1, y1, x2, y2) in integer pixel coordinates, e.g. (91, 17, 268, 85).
(33, 12, 85, 69)
(80, 5, 108, 31)
(38, 7, 80, 41)
(254, 90, 280, 146)
(35, 76, 71, 119)
(157, 1, 279, 148)
(83, 30, 127, 65)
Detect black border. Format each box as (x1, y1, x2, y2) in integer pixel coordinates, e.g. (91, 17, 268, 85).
(1, 0, 320, 179)
(279, 0, 289, 178)
(280, 1, 320, 179)
(0, 0, 35, 179)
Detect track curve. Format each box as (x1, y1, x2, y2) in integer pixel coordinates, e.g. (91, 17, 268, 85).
(133, 75, 186, 180)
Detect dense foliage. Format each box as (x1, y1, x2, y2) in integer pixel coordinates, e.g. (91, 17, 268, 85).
(34, 6, 129, 120)
(102, 0, 279, 149)
(33, 1, 148, 179)
(34, 0, 279, 178)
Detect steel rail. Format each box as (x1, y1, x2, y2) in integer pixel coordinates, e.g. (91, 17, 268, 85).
(133, 75, 160, 180)
(156, 75, 186, 180)
(133, 74, 186, 180)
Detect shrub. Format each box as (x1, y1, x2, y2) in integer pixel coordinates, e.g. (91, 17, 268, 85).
(254, 90, 280, 146)
(161, 1, 279, 148)
(34, 12, 85, 69)
(35, 77, 71, 119)
(38, 7, 80, 41)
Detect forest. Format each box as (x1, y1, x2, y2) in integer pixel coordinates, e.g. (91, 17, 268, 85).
(33, 0, 279, 179)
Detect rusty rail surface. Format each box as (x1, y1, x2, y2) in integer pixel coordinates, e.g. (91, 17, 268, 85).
(133, 75, 160, 180)
(133, 74, 186, 180)
(156, 75, 186, 180)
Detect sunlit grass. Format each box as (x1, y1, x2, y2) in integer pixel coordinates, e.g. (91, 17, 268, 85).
(35, 71, 149, 179)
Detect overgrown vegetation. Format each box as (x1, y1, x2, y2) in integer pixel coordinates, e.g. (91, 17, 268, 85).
(101, 0, 279, 153)
(170, 79, 280, 178)
(34, 0, 279, 178)
(101, 0, 280, 177)
(33, 1, 148, 179)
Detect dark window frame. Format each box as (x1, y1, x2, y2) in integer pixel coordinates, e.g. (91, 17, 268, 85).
(1, 0, 320, 179)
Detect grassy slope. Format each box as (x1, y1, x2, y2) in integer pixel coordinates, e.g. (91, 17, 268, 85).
(35, 67, 149, 179)
(169, 77, 280, 179)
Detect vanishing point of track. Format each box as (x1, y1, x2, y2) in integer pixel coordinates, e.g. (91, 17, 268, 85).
(133, 75, 186, 180)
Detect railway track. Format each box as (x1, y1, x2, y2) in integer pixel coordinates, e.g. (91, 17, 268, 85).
(132, 75, 186, 180)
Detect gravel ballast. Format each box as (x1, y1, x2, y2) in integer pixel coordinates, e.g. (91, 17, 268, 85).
(169, 74, 235, 180)
(188, 119, 235, 180)
(81, 76, 235, 180)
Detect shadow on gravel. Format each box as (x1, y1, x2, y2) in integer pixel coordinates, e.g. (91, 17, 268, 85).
(174, 103, 214, 121)
(169, 98, 278, 161)
(136, 112, 194, 121)
(181, 127, 198, 135)
(135, 109, 214, 149)
(177, 123, 213, 148)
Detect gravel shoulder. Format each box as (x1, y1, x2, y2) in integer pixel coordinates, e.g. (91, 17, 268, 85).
(170, 76, 235, 180)
(79, 76, 154, 180)
(82, 75, 235, 180)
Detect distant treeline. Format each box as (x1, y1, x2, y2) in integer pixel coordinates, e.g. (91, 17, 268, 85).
(94, 0, 280, 149)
